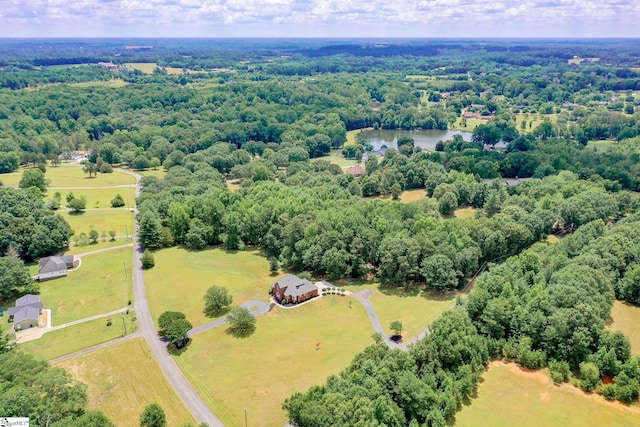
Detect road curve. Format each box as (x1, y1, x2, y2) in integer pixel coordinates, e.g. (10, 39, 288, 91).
(124, 169, 225, 427)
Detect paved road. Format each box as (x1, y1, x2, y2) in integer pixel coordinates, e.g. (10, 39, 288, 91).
(74, 243, 134, 258)
(125, 169, 225, 427)
(49, 332, 141, 364)
(50, 307, 130, 331)
(349, 290, 400, 349)
(188, 300, 271, 336)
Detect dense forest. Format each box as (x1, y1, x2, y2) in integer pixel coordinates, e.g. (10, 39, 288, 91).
(2, 39, 640, 425)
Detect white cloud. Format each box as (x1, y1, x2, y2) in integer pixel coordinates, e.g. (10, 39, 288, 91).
(0, 0, 637, 37)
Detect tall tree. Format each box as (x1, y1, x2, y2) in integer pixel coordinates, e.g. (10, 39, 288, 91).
(203, 285, 233, 317)
(19, 168, 48, 193)
(139, 403, 166, 427)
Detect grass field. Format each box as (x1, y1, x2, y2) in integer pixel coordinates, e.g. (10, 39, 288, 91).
(366, 189, 427, 204)
(546, 235, 561, 244)
(453, 117, 485, 132)
(454, 207, 477, 219)
(124, 62, 157, 73)
(19, 313, 137, 361)
(0, 166, 135, 189)
(69, 79, 129, 88)
(175, 297, 373, 427)
(144, 247, 273, 327)
(57, 338, 196, 427)
(514, 113, 559, 132)
(587, 140, 617, 152)
(59, 187, 136, 209)
(226, 180, 242, 192)
(64, 239, 132, 256)
(345, 127, 373, 146)
(137, 168, 167, 179)
(40, 247, 133, 325)
(609, 300, 640, 355)
(455, 361, 640, 427)
(338, 281, 456, 339)
(64, 209, 135, 239)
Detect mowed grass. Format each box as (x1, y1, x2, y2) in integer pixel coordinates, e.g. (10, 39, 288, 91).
(40, 247, 133, 325)
(64, 209, 135, 238)
(175, 297, 373, 427)
(137, 168, 167, 179)
(345, 127, 373, 146)
(455, 361, 640, 427)
(124, 62, 157, 74)
(588, 140, 617, 152)
(145, 247, 273, 327)
(339, 281, 456, 338)
(609, 300, 640, 355)
(8, 166, 133, 188)
(57, 338, 196, 427)
(69, 79, 129, 88)
(59, 187, 136, 209)
(19, 313, 136, 361)
(454, 207, 477, 219)
(64, 239, 133, 256)
(454, 117, 484, 132)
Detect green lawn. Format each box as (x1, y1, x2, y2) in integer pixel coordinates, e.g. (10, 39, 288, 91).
(144, 247, 273, 327)
(64, 209, 135, 239)
(69, 79, 129, 88)
(610, 300, 640, 355)
(124, 62, 157, 74)
(58, 187, 136, 209)
(345, 127, 373, 146)
(19, 313, 136, 361)
(57, 338, 196, 427)
(63, 239, 133, 256)
(40, 247, 133, 325)
(587, 140, 617, 152)
(0, 165, 134, 189)
(136, 168, 167, 179)
(175, 297, 373, 427)
(340, 281, 457, 339)
(453, 117, 485, 132)
(453, 207, 477, 219)
(455, 362, 640, 427)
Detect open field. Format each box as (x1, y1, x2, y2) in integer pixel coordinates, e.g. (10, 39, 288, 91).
(514, 113, 559, 132)
(454, 207, 477, 219)
(69, 79, 129, 88)
(609, 300, 640, 355)
(125, 62, 205, 75)
(338, 281, 456, 339)
(145, 247, 273, 327)
(59, 187, 136, 209)
(175, 297, 373, 427)
(454, 117, 485, 132)
(588, 140, 617, 152)
(0, 166, 134, 189)
(330, 155, 359, 168)
(365, 188, 427, 204)
(546, 235, 561, 244)
(137, 168, 167, 179)
(64, 238, 132, 255)
(57, 338, 195, 427)
(40, 247, 133, 325)
(19, 313, 136, 361)
(64, 209, 135, 239)
(455, 361, 640, 427)
(345, 127, 373, 146)
(226, 180, 242, 192)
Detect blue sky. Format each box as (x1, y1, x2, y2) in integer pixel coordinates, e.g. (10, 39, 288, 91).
(1, 0, 638, 38)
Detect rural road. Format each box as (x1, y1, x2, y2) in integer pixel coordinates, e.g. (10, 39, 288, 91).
(124, 169, 226, 427)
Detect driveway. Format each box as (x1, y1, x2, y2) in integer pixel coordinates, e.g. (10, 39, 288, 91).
(188, 300, 271, 336)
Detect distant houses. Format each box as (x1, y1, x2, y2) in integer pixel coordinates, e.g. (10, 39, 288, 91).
(271, 274, 319, 305)
(8, 294, 43, 330)
(36, 255, 75, 281)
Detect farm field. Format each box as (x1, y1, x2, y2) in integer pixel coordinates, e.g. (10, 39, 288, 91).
(19, 313, 137, 361)
(59, 187, 136, 210)
(64, 209, 135, 239)
(57, 338, 196, 427)
(175, 297, 373, 427)
(144, 247, 273, 327)
(455, 361, 640, 427)
(40, 247, 133, 325)
(339, 281, 456, 339)
(609, 300, 640, 354)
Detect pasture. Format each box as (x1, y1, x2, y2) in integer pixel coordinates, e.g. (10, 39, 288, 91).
(144, 247, 273, 327)
(455, 361, 640, 427)
(64, 209, 135, 239)
(175, 297, 373, 427)
(0, 165, 134, 189)
(609, 300, 640, 354)
(19, 313, 136, 361)
(57, 338, 196, 427)
(40, 247, 133, 325)
(59, 187, 136, 209)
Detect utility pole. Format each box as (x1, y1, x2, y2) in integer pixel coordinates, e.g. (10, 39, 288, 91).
(244, 409, 248, 427)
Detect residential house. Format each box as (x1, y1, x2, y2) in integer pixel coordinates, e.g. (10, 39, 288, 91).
(8, 294, 42, 330)
(36, 255, 75, 281)
(271, 274, 318, 305)
(346, 165, 364, 177)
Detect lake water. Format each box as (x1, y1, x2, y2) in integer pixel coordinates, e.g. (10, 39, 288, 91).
(358, 129, 473, 151)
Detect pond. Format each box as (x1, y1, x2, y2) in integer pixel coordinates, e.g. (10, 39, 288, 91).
(358, 129, 473, 151)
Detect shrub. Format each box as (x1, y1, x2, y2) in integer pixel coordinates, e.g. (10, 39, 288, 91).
(141, 250, 155, 269)
(111, 194, 125, 208)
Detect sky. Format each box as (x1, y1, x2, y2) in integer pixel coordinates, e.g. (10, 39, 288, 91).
(1, 0, 638, 38)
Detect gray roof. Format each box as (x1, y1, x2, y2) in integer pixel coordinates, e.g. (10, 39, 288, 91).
(38, 256, 68, 275)
(273, 274, 318, 298)
(9, 302, 42, 316)
(15, 294, 41, 307)
(13, 306, 40, 323)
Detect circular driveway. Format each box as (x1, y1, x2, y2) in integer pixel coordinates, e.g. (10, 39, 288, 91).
(241, 300, 271, 315)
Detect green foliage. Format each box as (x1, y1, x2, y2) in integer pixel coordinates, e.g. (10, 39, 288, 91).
(389, 320, 403, 336)
(68, 196, 87, 212)
(141, 250, 155, 269)
(139, 403, 166, 427)
(19, 168, 47, 193)
(138, 210, 163, 250)
(226, 306, 256, 337)
(0, 256, 35, 300)
(203, 285, 233, 317)
(579, 362, 600, 392)
(110, 194, 125, 208)
(157, 311, 192, 348)
(549, 360, 571, 383)
(89, 229, 99, 243)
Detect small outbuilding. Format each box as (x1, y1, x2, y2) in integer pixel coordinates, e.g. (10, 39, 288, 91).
(346, 165, 364, 177)
(36, 255, 75, 281)
(271, 274, 319, 305)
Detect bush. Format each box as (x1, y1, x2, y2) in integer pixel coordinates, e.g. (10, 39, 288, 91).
(111, 194, 125, 208)
(549, 360, 570, 383)
(602, 383, 617, 400)
(141, 250, 155, 269)
(579, 362, 600, 392)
